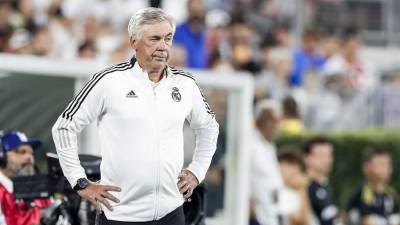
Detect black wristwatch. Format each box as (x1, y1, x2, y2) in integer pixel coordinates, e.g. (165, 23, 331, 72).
(73, 178, 89, 191)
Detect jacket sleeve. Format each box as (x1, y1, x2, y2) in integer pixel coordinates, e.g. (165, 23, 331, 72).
(185, 80, 219, 183)
(51, 75, 106, 187)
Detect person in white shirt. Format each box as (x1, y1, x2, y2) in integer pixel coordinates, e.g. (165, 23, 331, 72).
(250, 99, 285, 225)
(52, 7, 219, 225)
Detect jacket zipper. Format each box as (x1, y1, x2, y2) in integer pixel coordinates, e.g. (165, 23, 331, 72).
(152, 86, 161, 220)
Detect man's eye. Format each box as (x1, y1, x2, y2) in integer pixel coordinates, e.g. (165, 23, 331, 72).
(16, 149, 26, 154)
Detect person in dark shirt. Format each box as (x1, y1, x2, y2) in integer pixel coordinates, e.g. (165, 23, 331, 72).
(303, 136, 338, 225)
(347, 148, 400, 225)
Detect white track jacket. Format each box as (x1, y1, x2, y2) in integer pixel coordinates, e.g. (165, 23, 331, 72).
(52, 58, 219, 222)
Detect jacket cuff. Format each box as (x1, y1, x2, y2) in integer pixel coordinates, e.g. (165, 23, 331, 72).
(186, 164, 204, 184)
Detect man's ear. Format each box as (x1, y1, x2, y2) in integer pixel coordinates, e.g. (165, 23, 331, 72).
(130, 36, 137, 49)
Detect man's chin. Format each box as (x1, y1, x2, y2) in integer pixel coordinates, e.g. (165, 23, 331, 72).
(15, 167, 35, 177)
(151, 60, 167, 68)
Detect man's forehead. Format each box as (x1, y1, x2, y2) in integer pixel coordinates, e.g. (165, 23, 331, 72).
(311, 143, 333, 153)
(141, 21, 173, 36)
(370, 154, 391, 162)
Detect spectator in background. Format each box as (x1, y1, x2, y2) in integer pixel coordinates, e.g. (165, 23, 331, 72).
(259, 33, 278, 73)
(208, 49, 232, 72)
(173, 0, 208, 68)
(0, 0, 13, 51)
(279, 152, 311, 225)
(323, 28, 376, 90)
(5, 28, 31, 54)
(271, 22, 292, 49)
(256, 34, 276, 100)
(12, 0, 37, 32)
(77, 40, 96, 59)
(31, 26, 53, 56)
(47, 1, 77, 60)
(281, 96, 304, 134)
(290, 29, 325, 87)
(250, 99, 284, 225)
(229, 14, 261, 74)
(81, 16, 99, 44)
(303, 136, 339, 225)
(347, 149, 400, 225)
(205, 8, 231, 62)
(256, 36, 292, 101)
(320, 30, 340, 61)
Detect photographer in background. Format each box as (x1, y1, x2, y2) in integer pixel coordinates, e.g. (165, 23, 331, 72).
(0, 131, 51, 225)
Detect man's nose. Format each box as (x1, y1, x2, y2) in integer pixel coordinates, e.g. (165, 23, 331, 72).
(157, 39, 167, 50)
(25, 153, 34, 163)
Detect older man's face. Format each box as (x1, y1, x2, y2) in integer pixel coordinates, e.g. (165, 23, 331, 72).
(257, 109, 281, 142)
(6, 144, 35, 177)
(131, 21, 173, 71)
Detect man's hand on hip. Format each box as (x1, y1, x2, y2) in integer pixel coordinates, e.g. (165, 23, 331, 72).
(177, 169, 199, 200)
(77, 182, 121, 213)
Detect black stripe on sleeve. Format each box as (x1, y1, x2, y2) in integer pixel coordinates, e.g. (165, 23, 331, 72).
(62, 62, 132, 120)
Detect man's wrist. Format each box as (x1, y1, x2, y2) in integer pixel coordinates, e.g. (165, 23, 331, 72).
(73, 178, 89, 191)
(185, 169, 200, 185)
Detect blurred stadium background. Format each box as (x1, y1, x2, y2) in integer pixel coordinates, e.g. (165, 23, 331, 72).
(1, 0, 400, 225)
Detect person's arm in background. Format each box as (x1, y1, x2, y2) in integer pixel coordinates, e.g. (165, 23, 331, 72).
(178, 78, 219, 198)
(52, 67, 122, 212)
(289, 184, 311, 225)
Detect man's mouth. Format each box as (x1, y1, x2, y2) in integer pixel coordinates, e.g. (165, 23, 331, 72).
(21, 162, 33, 168)
(152, 54, 167, 60)
(153, 56, 165, 59)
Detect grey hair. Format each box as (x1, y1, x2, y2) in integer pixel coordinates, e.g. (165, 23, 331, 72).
(128, 7, 176, 39)
(254, 99, 282, 120)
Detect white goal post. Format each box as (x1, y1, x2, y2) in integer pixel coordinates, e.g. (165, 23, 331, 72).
(0, 53, 254, 225)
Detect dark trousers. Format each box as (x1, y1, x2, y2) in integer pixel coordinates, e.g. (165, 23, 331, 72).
(97, 206, 185, 225)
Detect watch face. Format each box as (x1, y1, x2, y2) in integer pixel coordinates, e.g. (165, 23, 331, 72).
(77, 178, 89, 189)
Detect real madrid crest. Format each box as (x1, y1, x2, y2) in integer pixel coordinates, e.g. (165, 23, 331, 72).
(171, 87, 181, 102)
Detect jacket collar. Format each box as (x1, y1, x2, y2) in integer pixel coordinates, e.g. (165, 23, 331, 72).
(130, 56, 170, 80)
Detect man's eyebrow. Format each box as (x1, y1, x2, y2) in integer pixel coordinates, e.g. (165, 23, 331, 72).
(149, 33, 172, 39)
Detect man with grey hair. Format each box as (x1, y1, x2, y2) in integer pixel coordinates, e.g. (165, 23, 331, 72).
(52, 7, 219, 225)
(250, 99, 284, 225)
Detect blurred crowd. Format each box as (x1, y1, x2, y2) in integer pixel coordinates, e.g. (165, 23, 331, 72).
(0, 0, 384, 132)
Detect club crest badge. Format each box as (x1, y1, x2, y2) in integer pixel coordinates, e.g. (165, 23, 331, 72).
(171, 87, 181, 102)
